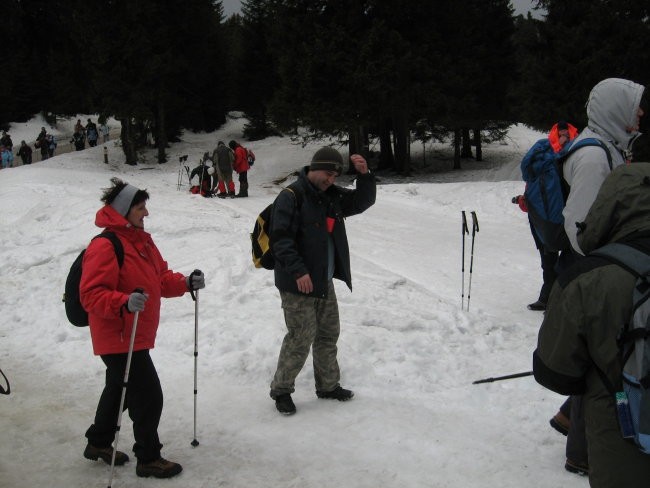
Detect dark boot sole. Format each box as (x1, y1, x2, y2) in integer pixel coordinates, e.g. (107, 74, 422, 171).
(136, 466, 183, 478)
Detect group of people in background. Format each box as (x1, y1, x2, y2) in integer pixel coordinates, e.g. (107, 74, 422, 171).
(72, 118, 109, 151)
(190, 139, 253, 198)
(1, 118, 112, 170)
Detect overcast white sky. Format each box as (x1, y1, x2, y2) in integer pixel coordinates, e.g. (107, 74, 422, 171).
(220, 1, 541, 18)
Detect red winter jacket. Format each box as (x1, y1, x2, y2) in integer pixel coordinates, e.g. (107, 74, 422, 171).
(232, 146, 249, 173)
(80, 205, 188, 355)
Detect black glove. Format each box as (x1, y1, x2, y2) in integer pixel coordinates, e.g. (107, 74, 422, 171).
(186, 270, 205, 291)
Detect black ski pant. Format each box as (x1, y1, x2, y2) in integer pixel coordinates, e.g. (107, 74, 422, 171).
(85, 350, 163, 463)
(528, 221, 558, 303)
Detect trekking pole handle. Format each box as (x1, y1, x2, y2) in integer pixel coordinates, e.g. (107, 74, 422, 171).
(471, 211, 479, 233)
(462, 211, 469, 234)
(472, 371, 533, 384)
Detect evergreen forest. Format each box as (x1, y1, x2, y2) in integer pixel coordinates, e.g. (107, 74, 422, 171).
(3, 0, 650, 167)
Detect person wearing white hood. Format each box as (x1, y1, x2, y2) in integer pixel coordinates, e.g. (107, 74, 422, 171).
(562, 78, 645, 257)
(547, 78, 645, 477)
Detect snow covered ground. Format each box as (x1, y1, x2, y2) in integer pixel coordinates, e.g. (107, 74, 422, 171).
(0, 115, 585, 488)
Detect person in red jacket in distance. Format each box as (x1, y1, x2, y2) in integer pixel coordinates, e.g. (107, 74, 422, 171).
(229, 139, 250, 197)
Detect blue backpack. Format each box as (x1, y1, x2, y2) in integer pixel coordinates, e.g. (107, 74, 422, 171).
(521, 137, 612, 252)
(591, 243, 650, 454)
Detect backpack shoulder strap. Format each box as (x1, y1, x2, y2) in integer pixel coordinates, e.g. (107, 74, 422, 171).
(591, 243, 650, 278)
(285, 182, 304, 209)
(93, 231, 125, 267)
(560, 138, 613, 170)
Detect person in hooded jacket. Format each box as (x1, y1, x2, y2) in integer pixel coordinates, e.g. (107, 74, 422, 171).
(533, 163, 650, 488)
(562, 78, 645, 259)
(545, 78, 645, 476)
(79, 178, 205, 479)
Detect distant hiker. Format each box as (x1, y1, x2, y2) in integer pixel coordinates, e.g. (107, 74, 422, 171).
(80, 178, 205, 479)
(268, 148, 376, 415)
(74, 119, 85, 134)
(0, 145, 13, 169)
(189, 158, 212, 197)
(514, 121, 578, 310)
(229, 140, 249, 197)
(86, 119, 99, 147)
(17, 140, 32, 165)
(36, 127, 49, 160)
(0, 130, 13, 150)
(534, 163, 650, 488)
(546, 78, 645, 477)
(100, 123, 110, 143)
(212, 141, 236, 198)
(71, 129, 86, 151)
(46, 133, 57, 158)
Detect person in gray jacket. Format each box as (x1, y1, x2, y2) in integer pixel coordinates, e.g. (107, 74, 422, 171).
(534, 163, 650, 488)
(211, 141, 236, 198)
(268, 147, 376, 415)
(562, 78, 644, 256)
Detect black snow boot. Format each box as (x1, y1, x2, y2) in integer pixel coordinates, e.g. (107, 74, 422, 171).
(274, 393, 296, 415)
(316, 386, 354, 401)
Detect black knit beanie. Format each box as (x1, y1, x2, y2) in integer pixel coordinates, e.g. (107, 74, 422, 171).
(310, 147, 343, 175)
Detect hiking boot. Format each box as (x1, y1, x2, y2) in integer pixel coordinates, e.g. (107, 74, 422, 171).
(549, 411, 570, 436)
(527, 300, 546, 311)
(83, 443, 129, 466)
(136, 457, 183, 478)
(274, 393, 296, 415)
(565, 458, 589, 476)
(217, 192, 227, 198)
(228, 191, 236, 198)
(316, 386, 354, 401)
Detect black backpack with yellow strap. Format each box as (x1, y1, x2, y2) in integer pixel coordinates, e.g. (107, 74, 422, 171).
(251, 183, 302, 269)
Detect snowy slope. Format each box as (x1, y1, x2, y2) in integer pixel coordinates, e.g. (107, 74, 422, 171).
(0, 116, 582, 488)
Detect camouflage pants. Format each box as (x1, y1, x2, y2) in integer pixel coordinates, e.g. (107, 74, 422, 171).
(270, 281, 341, 397)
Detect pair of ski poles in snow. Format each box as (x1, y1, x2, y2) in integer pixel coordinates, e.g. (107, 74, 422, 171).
(461, 211, 479, 311)
(107, 270, 202, 488)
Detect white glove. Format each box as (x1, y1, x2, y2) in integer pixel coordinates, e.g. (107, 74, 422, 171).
(127, 291, 147, 312)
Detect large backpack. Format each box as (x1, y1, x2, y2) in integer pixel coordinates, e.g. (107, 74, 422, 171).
(522, 137, 612, 252)
(251, 183, 302, 269)
(591, 243, 650, 454)
(63, 232, 124, 327)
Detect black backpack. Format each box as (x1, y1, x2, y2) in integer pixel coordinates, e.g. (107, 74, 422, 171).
(63, 232, 124, 327)
(251, 184, 302, 270)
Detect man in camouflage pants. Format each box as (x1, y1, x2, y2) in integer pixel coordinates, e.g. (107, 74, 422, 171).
(269, 147, 376, 415)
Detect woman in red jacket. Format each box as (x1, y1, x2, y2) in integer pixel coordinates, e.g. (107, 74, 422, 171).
(80, 178, 205, 479)
(229, 139, 250, 197)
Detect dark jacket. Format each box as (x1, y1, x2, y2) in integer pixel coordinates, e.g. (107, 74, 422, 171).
(271, 167, 376, 298)
(533, 163, 650, 488)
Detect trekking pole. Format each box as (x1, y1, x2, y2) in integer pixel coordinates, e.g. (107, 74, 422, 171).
(189, 270, 201, 447)
(107, 288, 144, 488)
(466, 211, 479, 311)
(461, 211, 469, 309)
(472, 371, 533, 384)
